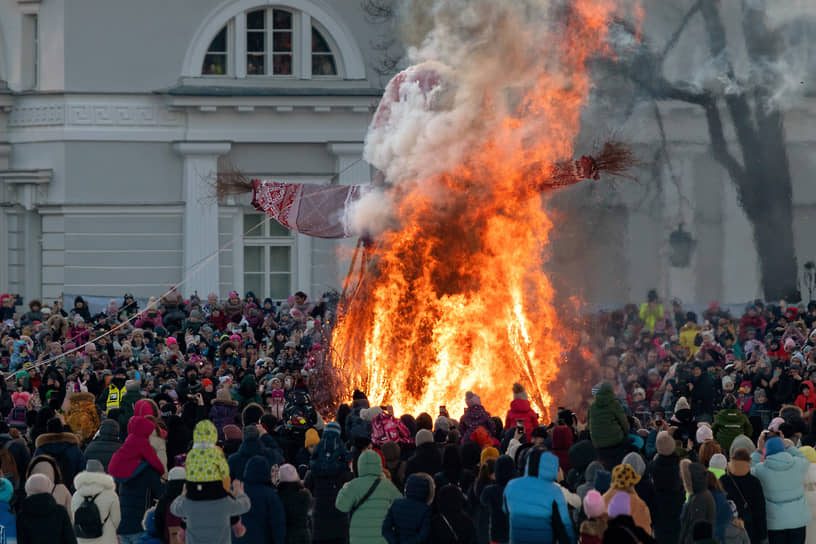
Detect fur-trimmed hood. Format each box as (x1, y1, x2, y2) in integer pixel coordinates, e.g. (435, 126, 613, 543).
(74, 469, 115, 496)
(35, 431, 79, 448)
(68, 392, 95, 405)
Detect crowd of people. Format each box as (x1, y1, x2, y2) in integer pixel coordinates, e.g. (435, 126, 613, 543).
(0, 286, 815, 543)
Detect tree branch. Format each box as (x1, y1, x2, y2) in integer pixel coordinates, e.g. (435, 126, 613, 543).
(702, 98, 746, 183)
(661, 0, 704, 60)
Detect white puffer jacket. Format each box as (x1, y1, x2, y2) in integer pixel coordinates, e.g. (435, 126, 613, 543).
(71, 470, 121, 544)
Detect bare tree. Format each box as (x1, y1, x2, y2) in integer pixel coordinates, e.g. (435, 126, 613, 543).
(601, 0, 800, 300)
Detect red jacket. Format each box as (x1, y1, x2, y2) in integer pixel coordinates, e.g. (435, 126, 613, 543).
(739, 314, 766, 340)
(504, 398, 540, 438)
(551, 425, 574, 473)
(108, 416, 165, 478)
(795, 381, 816, 415)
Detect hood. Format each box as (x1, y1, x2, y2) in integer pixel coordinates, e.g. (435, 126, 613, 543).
(568, 440, 597, 472)
(243, 455, 271, 484)
(127, 415, 155, 438)
(193, 420, 217, 446)
(436, 484, 465, 516)
(494, 455, 516, 486)
(765, 450, 797, 472)
(802, 381, 815, 396)
(551, 426, 573, 450)
(593, 382, 616, 406)
(74, 470, 115, 496)
(405, 473, 434, 504)
(134, 399, 159, 418)
(239, 375, 258, 397)
(68, 392, 95, 405)
(357, 450, 383, 478)
(34, 431, 79, 450)
(509, 398, 532, 412)
(97, 419, 121, 441)
(688, 462, 708, 494)
(29, 455, 59, 484)
(381, 441, 400, 464)
(526, 450, 558, 481)
(583, 461, 605, 485)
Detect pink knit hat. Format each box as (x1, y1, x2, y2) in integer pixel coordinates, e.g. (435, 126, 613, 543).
(583, 490, 605, 519)
(607, 491, 631, 519)
(278, 464, 299, 483)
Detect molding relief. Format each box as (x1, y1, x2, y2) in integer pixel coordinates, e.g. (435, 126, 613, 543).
(9, 103, 182, 128)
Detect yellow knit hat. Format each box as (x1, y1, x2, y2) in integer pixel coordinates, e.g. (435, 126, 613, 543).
(800, 446, 816, 463)
(480, 446, 499, 465)
(304, 428, 320, 448)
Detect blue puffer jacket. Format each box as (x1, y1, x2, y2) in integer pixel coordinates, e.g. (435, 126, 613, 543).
(115, 462, 165, 535)
(750, 444, 811, 531)
(235, 456, 286, 544)
(503, 450, 574, 544)
(382, 474, 433, 544)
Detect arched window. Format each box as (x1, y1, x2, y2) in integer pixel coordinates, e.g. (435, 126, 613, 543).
(199, 6, 340, 78)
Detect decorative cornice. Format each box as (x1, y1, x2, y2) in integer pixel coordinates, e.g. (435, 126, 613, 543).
(17, 0, 41, 15)
(0, 168, 52, 210)
(0, 169, 52, 184)
(9, 102, 182, 128)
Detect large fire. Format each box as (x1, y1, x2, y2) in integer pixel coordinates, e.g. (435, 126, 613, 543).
(331, 0, 618, 421)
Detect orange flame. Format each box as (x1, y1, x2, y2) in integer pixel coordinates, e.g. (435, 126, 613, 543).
(332, 0, 618, 421)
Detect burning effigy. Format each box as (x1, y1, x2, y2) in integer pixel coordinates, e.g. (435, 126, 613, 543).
(220, 0, 633, 420)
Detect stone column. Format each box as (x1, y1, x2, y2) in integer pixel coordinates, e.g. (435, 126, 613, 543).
(173, 142, 231, 298)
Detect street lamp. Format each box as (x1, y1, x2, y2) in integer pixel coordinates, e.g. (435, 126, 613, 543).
(804, 261, 816, 302)
(669, 223, 696, 268)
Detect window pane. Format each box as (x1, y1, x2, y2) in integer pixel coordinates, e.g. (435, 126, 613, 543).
(244, 274, 264, 299)
(269, 246, 291, 272)
(247, 54, 265, 75)
(269, 221, 289, 237)
(202, 54, 227, 75)
(247, 31, 265, 52)
(243, 213, 265, 237)
(312, 54, 337, 76)
(244, 246, 264, 272)
(312, 27, 331, 53)
(273, 54, 292, 75)
(247, 9, 265, 30)
(273, 9, 292, 30)
(269, 274, 291, 300)
(208, 27, 227, 52)
(273, 31, 292, 52)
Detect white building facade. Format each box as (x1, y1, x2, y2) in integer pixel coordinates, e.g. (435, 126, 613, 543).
(0, 0, 814, 306)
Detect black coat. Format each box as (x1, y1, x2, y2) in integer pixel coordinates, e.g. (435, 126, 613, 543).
(405, 443, 442, 480)
(83, 420, 121, 470)
(647, 454, 684, 544)
(431, 485, 476, 544)
(479, 456, 515, 544)
(116, 464, 165, 535)
(304, 468, 353, 541)
(720, 469, 767, 544)
(691, 373, 716, 416)
(277, 482, 313, 544)
(17, 493, 76, 544)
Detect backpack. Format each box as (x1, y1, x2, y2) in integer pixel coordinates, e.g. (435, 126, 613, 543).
(7, 406, 25, 430)
(371, 413, 409, 446)
(284, 391, 316, 433)
(74, 493, 108, 539)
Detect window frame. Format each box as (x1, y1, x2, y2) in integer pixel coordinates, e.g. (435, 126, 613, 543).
(201, 21, 234, 77)
(242, 211, 296, 301)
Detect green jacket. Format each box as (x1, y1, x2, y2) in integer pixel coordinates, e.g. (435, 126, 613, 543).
(117, 388, 142, 432)
(712, 408, 752, 452)
(587, 382, 629, 448)
(335, 450, 402, 544)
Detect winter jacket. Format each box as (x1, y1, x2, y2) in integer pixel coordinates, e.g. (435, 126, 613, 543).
(431, 484, 476, 544)
(670, 408, 698, 445)
(209, 400, 239, 441)
(721, 459, 766, 544)
(566, 440, 597, 492)
(108, 416, 165, 480)
(185, 420, 229, 485)
(480, 455, 515, 544)
(691, 372, 716, 418)
(117, 389, 143, 435)
(678, 463, 716, 544)
(71, 469, 121, 544)
(227, 433, 284, 480)
(33, 431, 86, 492)
(170, 492, 251, 544)
(459, 405, 495, 443)
(751, 444, 811, 531)
(550, 426, 574, 474)
(336, 450, 403, 544)
(27, 454, 74, 517)
(602, 488, 651, 535)
(796, 381, 816, 416)
(587, 382, 629, 448)
(304, 467, 353, 542)
(115, 462, 164, 535)
(405, 442, 442, 481)
(503, 450, 574, 544)
(17, 492, 76, 544)
(83, 420, 121, 470)
(0, 500, 15, 544)
(346, 399, 373, 441)
(382, 474, 433, 544)
(134, 400, 168, 475)
(235, 456, 285, 544)
(278, 481, 313, 544)
(64, 392, 101, 443)
(712, 409, 753, 453)
(504, 399, 539, 439)
(0, 433, 29, 484)
(647, 453, 684, 544)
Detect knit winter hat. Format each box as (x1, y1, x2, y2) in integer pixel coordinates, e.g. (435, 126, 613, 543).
(125, 380, 140, 392)
(304, 428, 320, 449)
(621, 452, 646, 477)
(729, 434, 756, 457)
(324, 421, 342, 437)
(470, 426, 493, 449)
(611, 463, 641, 489)
(512, 382, 528, 400)
(465, 391, 481, 408)
(415, 429, 434, 447)
(223, 424, 242, 441)
(800, 446, 816, 463)
(0, 478, 12, 503)
(765, 436, 785, 457)
(278, 464, 299, 483)
(607, 491, 631, 519)
(709, 453, 727, 470)
(360, 406, 383, 422)
(86, 460, 105, 473)
(696, 425, 713, 444)
(435, 416, 450, 433)
(583, 490, 605, 519)
(674, 397, 690, 412)
(769, 417, 785, 432)
(721, 376, 734, 389)
(168, 467, 186, 481)
(25, 473, 52, 495)
(216, 388, 233, 403)
(480, 447, 499, 465)
(656, 431, 676, 456)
